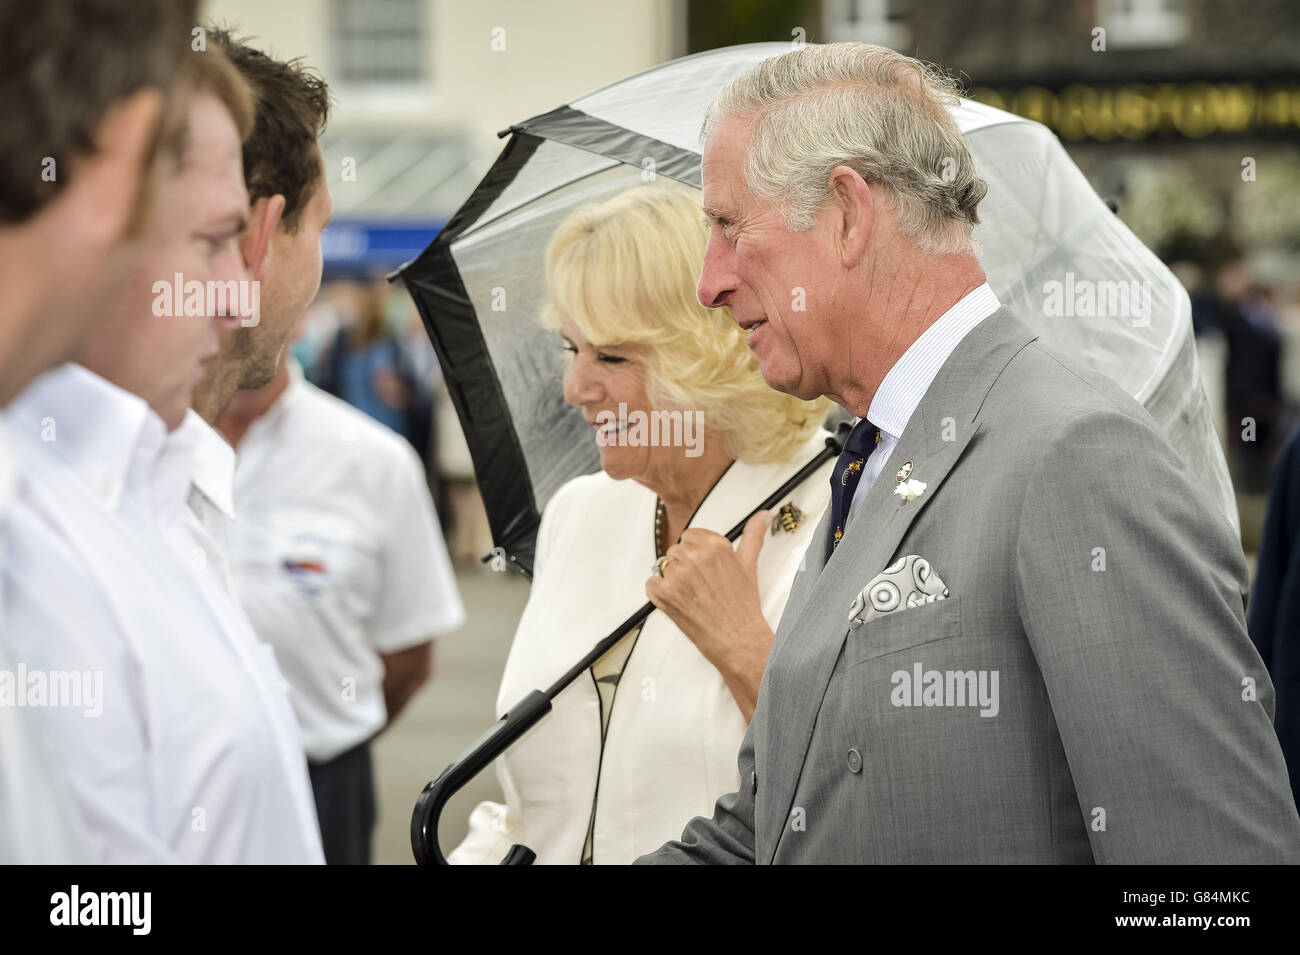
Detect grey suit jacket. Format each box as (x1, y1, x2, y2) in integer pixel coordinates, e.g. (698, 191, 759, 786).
(639, 307, 1300, 864)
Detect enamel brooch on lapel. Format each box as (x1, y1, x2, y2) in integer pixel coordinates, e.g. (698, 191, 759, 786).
(894, 460, 925, 502)
(771, 501, 803, 535)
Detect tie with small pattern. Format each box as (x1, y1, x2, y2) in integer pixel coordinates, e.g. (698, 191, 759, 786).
(826, 418, 882, 561)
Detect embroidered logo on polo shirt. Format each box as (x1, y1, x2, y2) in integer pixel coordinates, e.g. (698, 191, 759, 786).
(282, 558, 330, 594)
(280, 532, 332, 595)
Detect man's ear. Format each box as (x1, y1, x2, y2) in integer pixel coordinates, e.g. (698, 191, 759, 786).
(828, 165, 875, 269)
(61, 88, 163, 246)
(239, 194, 287, 281)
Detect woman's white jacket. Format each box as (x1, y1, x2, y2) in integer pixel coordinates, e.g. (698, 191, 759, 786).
(451, 430, 833, 864)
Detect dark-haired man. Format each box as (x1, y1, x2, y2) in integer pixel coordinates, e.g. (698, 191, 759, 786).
(0, 0, 198, 864)
(0, 0, 198, 403)
(3, 47, 323, 864)
(191, 27, 334, 424)
(185, 32, 458, 866)
(183, 28, 334, 601)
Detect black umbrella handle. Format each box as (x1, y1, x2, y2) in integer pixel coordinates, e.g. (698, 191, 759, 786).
(411, 425, 847, 865)
(411, 689, 552, 865)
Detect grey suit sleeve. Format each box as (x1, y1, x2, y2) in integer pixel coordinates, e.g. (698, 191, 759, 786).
(1015, 407, 1300, 863)
(634, 721, 759, 865)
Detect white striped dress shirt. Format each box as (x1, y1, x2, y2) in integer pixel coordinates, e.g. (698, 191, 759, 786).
(847, 283, 1001, 523)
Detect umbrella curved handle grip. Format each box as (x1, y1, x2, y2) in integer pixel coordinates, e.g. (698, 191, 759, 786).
(500, 844, 537, 865)
(411, 689, 552, 864)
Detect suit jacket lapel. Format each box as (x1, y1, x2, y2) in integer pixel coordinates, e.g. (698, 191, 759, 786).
(758, 307, 1038, 863)
(771, 505, 831, 648)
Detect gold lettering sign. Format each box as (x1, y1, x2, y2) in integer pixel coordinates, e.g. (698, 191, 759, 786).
(971, 81, 1300, 141)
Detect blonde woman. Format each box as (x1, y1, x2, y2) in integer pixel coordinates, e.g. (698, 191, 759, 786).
(451, 184, 833, 865)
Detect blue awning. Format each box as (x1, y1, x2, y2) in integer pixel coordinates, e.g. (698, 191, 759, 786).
(321, 219, 445, 275)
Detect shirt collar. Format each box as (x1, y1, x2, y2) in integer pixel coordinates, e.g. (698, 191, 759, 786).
(0, 420, 17, 518)
(243, 357, 305, 446)
(866, 283, 1001, 438)
(151, 411, 202, 526)
(4, 363, 162, 511)
(282, 356, 305, 410)
(182, 410, 237, 520)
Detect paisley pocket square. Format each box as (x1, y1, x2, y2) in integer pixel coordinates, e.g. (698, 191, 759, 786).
(847, 555, 950, 629)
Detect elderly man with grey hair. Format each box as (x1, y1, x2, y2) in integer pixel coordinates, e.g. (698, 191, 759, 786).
(638, 42, 1300, 864)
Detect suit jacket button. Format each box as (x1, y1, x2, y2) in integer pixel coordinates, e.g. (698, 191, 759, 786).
(846, 748, 863, 774)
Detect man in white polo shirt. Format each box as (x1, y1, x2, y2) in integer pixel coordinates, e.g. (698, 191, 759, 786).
(185, 28, 333, 600)
(0, 0, 200, 867)
(2, 52, 323, 864)
(218, 350, 464, 864)
(0, 0, 197, 863)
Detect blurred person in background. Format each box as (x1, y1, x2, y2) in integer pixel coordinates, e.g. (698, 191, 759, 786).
(2, 48, 322, 864)
(187, 26, 332, 596)
(1249, 422, 1300, 812)
(398, 294, 446, 505)
(452, 184, 833, 865)
(1218, 261, 1282, 494)
(217, 343, 464, 865)
(292, 283, 350, 383)
(317, 274, 435, 465)
(1170, 261, 1218, 339)
(0, 0, 198, 864)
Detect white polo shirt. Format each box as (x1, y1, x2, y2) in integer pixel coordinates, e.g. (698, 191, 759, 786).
(1, 363, 324, 863)
(0, 422, 93, 863)
(229, 361, 464, 763)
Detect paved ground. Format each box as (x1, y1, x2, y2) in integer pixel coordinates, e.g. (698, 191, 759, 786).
(371, 565, 530, 864)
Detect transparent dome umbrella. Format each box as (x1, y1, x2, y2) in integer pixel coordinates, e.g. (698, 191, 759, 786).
(395, 42, 1238, 864)
(398, 42, 1236, 580)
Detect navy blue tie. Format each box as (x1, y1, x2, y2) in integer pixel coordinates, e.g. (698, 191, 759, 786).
(826, 418, 881, 561)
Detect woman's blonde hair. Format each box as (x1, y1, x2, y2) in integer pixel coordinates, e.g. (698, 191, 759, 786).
(540, 182, 829, 464)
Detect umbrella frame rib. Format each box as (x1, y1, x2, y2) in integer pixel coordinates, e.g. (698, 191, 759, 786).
(516, 105, 704, 188)
(393, 130, 547, 579)
(394, 105, 712, 578)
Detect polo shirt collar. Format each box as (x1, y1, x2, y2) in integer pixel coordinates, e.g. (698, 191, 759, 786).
(182, 410, 237, 521)
(245, 357, 306, 443)
(5, 363, 161, 511)
(0, 420, 17, 518)
(283, 356, 306, 407)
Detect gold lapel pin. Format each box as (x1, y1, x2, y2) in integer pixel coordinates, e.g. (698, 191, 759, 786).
(896, 461, 914, 482)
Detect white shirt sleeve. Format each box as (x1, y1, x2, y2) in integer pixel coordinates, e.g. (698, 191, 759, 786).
(447, 799, 523, 865)
(367, 440, 465, 654)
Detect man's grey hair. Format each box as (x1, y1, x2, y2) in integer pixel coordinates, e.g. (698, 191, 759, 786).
(701, 42, 987, 256)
